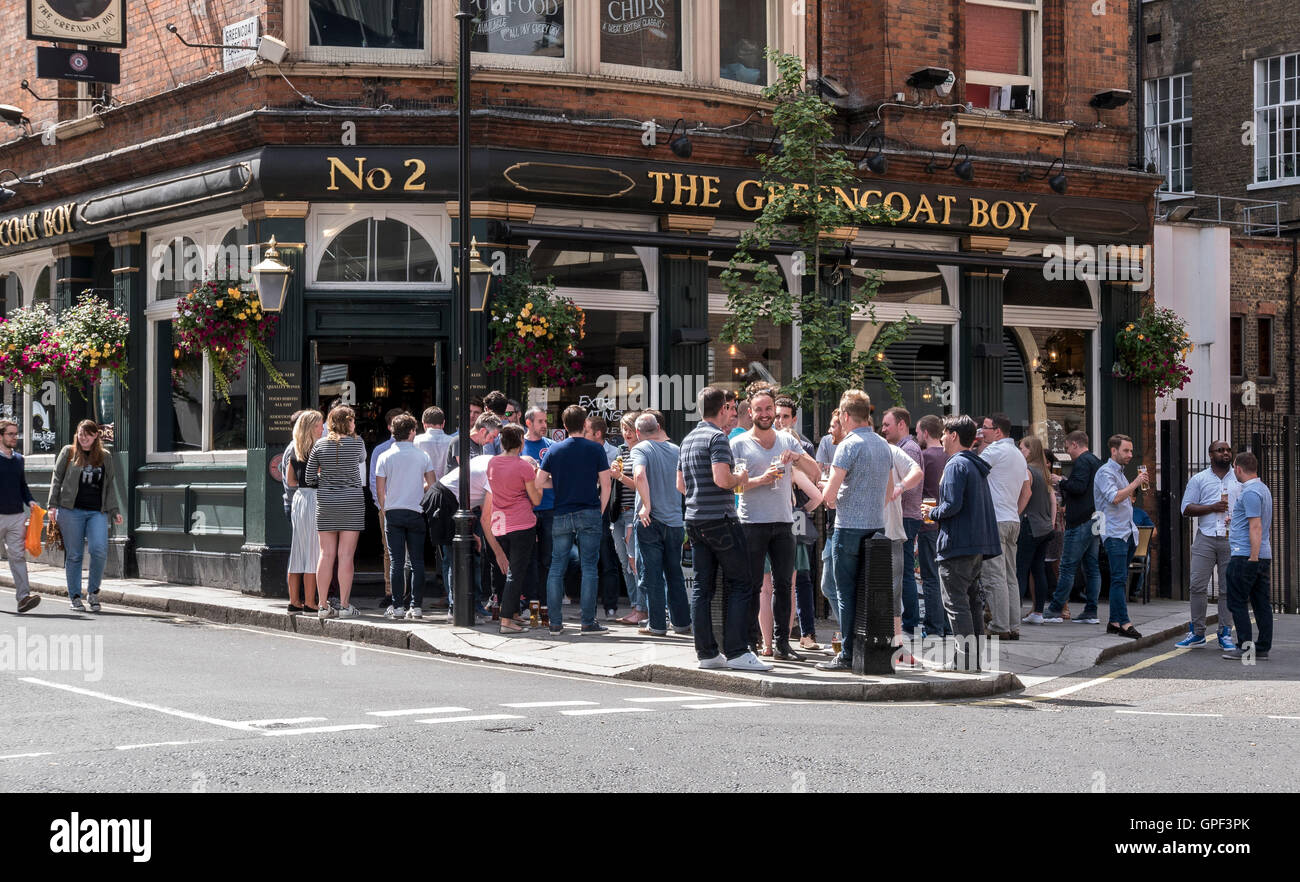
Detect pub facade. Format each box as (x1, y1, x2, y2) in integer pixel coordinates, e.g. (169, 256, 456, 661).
(0, 1, 1159, 593)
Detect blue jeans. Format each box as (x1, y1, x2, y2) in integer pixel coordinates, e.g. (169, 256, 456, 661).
(795, 560, 817, 640)
(685, 517, 752, 659)
(900, 518, 921, 634)
(820, 538, 839, 627)
(1103, 536, 1136, 625)
(59, 508, 108, 600)
(832, 526, 878, 662)
(636, 519, 690, 632)
(612, 511, 643, 611)
(384, 508, 425, 610)
(1046, 523, 1101, 619)
(547, 508, 603, 627)
(1225, 557, 1272, 653)
(916, 529, 948, 636)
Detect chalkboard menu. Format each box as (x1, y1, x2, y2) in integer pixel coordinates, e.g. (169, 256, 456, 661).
(265, 362, 301, 445)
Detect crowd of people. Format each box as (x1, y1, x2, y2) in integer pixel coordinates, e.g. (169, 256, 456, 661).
(1, 387, 1273, 670)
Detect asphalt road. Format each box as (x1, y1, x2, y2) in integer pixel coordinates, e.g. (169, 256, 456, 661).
(2, 588, 1296, 793)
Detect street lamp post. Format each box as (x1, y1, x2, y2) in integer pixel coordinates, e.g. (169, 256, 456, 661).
(452, 0, 476, 627)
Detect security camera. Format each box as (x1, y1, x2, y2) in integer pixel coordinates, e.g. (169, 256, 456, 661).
(0, 105, 27, 125)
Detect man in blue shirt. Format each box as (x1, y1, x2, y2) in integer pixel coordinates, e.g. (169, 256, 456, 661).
(1092, 434, 1149, 639)
(1223, 451, 1273, 661)
(537, 405, 611, 635)
(816, 389, 895, 672)
(1176, 440, 1239, 649)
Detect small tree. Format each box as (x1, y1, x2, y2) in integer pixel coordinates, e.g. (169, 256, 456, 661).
(721, 50, 917, 411)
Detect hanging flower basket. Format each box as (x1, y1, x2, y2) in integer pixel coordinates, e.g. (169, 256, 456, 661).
(174, 280, 284, 402)
(34, 295, 130, 395)
(1113, 305, 1193, 399)
(485, 262, 585, 389)
(0, 302, 55, 392)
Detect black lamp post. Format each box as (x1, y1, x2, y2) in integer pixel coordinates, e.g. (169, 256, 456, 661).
(452, 0, 476, 627)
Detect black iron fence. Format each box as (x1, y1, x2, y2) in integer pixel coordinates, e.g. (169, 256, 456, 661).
(1159, 399, 1295, 613)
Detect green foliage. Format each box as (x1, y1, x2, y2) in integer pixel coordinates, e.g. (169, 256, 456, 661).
(1113, 305, 1193, 398)
(720, 49, 917, 409)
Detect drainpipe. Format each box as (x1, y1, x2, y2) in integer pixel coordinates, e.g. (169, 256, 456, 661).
(1134, 2, 1144, 169)
(1290, 228, 1298, 416)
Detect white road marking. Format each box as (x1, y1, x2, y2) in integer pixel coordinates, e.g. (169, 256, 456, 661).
(501, 701, 598, 708)
(416, 714, 523, 724)
(0, 752, 52, 760)
(239, 717, 326, 727)
(366, 707, 471, 717)
(19, 677, 254, 731)
(681, 701, 769, 709)
(1267, 715, 1300, 721)
(115, 740, 211, 751)
(1115, 710, 1223, 718)
(1035, 647, 1186, 700)
(623, 695, 721, 703)
(559, 707, 653, 716)
(261, 724, 383, 737)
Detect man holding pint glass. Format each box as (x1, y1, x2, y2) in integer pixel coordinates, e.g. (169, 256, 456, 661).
(1175, 440, 1239, 649)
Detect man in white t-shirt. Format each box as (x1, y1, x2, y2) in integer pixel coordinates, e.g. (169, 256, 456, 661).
(376, 414, 436, 620)
(414, 406, 454, 483)
(978, 413, 1032, 638)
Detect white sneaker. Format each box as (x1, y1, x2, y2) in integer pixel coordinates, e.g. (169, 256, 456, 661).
(384, 605, 402, 620)
(405, 606, 423, 620)
(318, 604, 337, 620)
(1022, 612, 1044, 625)
(337, 605, 361, 619)
(698, 653, 727, 670)
(725, 651, 775, 672)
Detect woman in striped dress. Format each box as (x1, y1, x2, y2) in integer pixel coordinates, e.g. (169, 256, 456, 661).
(285, 410, 323, 613)
(306, 405, 366, 618)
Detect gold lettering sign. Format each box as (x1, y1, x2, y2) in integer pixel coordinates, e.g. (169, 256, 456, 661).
(0, 202, 77, 249)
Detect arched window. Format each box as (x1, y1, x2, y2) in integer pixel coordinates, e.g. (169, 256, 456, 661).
(153, 236, 202, 302)
(317, 218, 441, 285)
(529, 245, 647, 291)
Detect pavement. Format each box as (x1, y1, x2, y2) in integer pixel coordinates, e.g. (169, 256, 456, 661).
(0, 562, 1214, 702)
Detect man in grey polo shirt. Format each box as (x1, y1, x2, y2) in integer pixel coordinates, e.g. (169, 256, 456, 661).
(678, 386, 771, 672)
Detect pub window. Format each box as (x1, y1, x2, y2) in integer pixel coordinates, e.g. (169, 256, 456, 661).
(964, 0, 1040, 115)
(601, 0, 683, 73)
(529, 245, 648, 291)
(149, 321, 248, 455)
(1258, 315, 1275, 380)
(1145, 74, 1193, 194)
(719, 0, 771, 86)
(850, 261, 950, 305)
(471, 0, 567, 61)
(152, 236, 202, 303)
(1230, 315, 1243, 380)
(707, 259, 792, 390)
(316, 218, 442, 286)
(309, 0, 425, 50)
(1254, 51, 1300, 184)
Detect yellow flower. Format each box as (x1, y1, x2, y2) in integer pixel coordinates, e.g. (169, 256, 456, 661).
(547, 332, 554, 339)
(1126, 324, 1134, 331)
(231, 290, 242, 300)
(227, 287, 240, 297)
(1138, 334, 1145, 340)
(525, 302, 533, 310)
(216, 299, 224, 308)
(516, 321, 523, 329)
(238, 312, 248, 320)
(5, 344, 13, 351)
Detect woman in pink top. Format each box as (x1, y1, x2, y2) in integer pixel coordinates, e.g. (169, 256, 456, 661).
(485, 424, 543, 633)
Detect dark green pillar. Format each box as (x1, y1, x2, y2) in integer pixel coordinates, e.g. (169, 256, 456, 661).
(659, 250, 709, 441)
(241, 206, 308, 595)
(1100, 281, 1143, 455)
(108, 231, 146, 577)
(960, 268, 1006, 419)
(52, 244, 96, 451)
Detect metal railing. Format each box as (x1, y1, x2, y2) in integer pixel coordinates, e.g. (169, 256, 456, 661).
(1156, 192, 1286, 236)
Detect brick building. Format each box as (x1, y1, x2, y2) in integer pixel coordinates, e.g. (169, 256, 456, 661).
(0, 1, 1159, 594)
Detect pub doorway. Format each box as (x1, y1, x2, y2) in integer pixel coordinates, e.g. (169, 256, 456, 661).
(310, 337, 446, 590)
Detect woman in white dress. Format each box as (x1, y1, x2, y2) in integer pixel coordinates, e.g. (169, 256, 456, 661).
(285, 411, 323, 613)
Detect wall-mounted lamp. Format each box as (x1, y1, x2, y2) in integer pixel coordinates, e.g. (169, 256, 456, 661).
(250, 236, 294, 312)
(0, 168, 44, 204)
(0, 104, 32, 136)
(1089, 89, 1132, 110)
(165, 23, 289, 63)
(926, 144, 973, 181)
(666, 118, 692, 158)
(453, 237, 494, 312)
(1018, 157, 1068, 194)
(372, 366, 390, 399)
(857, 136, 888, 175)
